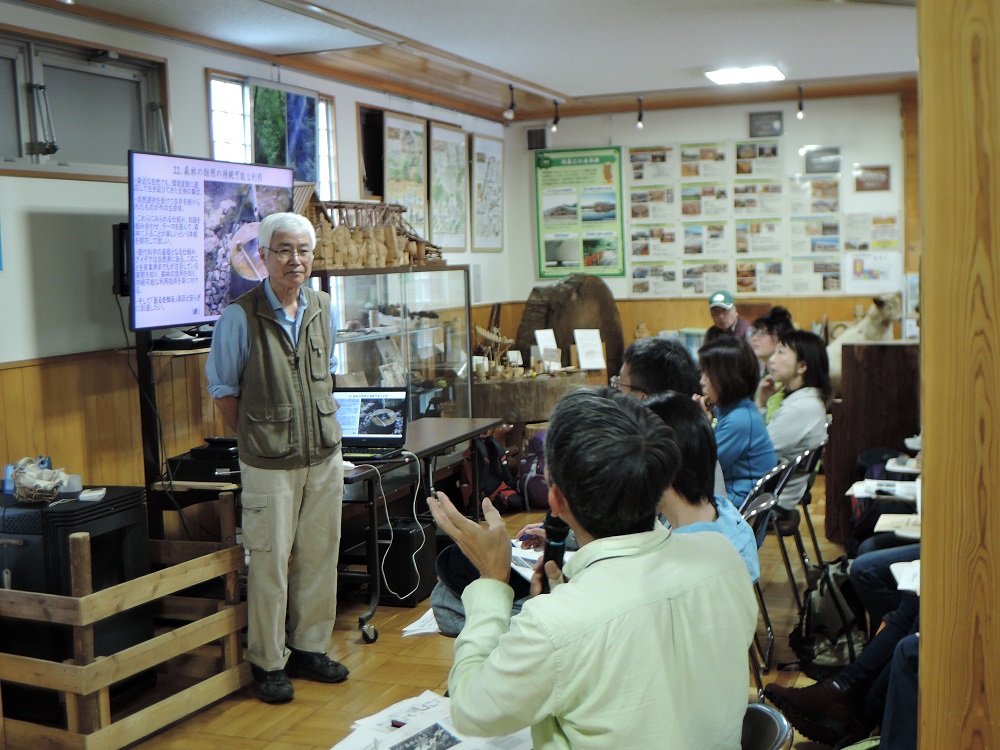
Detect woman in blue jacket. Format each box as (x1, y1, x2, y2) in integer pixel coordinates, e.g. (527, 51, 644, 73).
(696, 336, 777, 507)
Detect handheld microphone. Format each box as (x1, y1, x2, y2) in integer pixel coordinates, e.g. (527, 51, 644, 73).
(540, 513, 569, 594)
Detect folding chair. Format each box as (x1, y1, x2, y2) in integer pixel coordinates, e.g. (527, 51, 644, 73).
(741, 490, 788, 672)
(771, 444, 828, 610)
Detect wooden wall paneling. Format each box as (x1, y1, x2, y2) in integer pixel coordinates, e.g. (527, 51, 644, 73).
(918, 0, 1000, 746)
(39, 358, 87, 474)
(1, 368, 31, 462)
(0, 370, 9, 463)
(82, 351, 120, 483)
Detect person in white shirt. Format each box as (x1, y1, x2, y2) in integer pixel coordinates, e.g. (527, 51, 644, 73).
(757, 330, 830, 525)
(428, 388, 758, 750)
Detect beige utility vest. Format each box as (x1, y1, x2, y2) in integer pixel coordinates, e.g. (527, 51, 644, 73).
(234, 284, 341, 469)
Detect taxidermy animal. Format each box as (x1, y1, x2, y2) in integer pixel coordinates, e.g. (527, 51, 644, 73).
(828, 292, 903, 396)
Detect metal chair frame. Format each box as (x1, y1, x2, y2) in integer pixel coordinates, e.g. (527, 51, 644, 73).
(741, 490, 788, 672)
(771, 444, 828, 611)
(741, 701, 794, 750)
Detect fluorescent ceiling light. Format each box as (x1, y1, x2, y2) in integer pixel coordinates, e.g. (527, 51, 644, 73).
(705, 66, 785, 85)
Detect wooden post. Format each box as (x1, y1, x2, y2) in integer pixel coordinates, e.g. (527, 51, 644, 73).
(67, 532, 107, 733)
(918, 0, 1000, 746)
(218, 491, 243, 671)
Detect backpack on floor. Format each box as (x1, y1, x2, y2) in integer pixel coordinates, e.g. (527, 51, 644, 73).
(517, 430, 549, 510)
(459, 437, 525, 515)
(788, 555, 869, 681)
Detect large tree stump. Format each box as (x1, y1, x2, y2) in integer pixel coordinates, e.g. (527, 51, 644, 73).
(515, 275, 624, 384)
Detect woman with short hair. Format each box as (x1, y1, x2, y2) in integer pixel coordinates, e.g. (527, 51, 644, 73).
(696, 336, 777, 507)
(759, 329, 831, 526)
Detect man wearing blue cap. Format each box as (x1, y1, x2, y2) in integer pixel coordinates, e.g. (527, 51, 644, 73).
(705, 289, 752, 343)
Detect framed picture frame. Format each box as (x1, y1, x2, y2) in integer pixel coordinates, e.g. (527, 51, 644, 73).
(429, 122, 468, 251)
(805, 146, 841, 174)
(534, 147, 625, 278)
(249, 78, 319, 183)
(748, 110, 783, 138)
(471, 133, 504, 252)
(384, 112, 427, 239)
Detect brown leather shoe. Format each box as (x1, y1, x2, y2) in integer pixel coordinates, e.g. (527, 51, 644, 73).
(765, 680, 870, 746)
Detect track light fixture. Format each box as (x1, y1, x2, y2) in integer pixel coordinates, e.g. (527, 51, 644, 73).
(503, 84, 517, 121)
(797, 85, 805, 121)
(636, 96, 644, 130)
(550, 100, 560, 133)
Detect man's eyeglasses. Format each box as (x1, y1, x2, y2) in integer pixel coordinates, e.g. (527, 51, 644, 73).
(265, 246, 314, 262)
(610, 375, 646, 395)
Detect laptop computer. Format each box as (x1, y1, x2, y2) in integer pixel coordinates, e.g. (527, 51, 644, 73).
(334, 387, 409, 461)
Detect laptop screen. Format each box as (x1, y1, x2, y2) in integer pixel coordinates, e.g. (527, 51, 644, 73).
(334, 388, 409, 448)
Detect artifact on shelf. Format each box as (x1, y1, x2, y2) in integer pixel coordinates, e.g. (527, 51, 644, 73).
(298, 185, 443, 270)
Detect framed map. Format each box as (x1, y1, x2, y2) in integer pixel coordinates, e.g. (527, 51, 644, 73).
(471, 134, 504, 252)
(384, 113, 427, 239)
(429, 122, 468, 251)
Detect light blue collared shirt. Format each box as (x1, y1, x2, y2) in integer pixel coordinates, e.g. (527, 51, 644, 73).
(206, 280, 338, 398)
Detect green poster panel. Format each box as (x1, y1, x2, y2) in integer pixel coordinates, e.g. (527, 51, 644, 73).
(535, 147, 625, 278)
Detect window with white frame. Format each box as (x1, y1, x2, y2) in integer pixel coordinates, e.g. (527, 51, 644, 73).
(0, 33, 165, 176)
(208, 73, 338, 200)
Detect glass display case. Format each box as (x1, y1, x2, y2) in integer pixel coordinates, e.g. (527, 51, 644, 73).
(311, 265, 472, 420)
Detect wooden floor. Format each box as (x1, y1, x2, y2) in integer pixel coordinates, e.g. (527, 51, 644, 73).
(131, 478, 842, 750)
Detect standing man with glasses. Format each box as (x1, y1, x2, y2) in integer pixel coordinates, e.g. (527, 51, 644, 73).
(207, 211, 348, 704)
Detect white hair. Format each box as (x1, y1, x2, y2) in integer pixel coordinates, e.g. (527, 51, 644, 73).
(258, 212, 316, 251)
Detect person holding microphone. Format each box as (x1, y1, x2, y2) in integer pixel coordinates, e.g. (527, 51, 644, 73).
(428, 388, 757, 750)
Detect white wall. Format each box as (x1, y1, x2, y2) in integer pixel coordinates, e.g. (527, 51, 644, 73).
(0, 0, 506, 363)
(503, 94, 905, 303)
(0, 0, 906, 363)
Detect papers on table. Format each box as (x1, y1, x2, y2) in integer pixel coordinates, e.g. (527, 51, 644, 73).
(332, 689, 533, 750)
(886, 456, 921, 475)
(402, 609, 440, 637)
(873, 514, 921, 540)
(890, 560, 920, 596)
(848, 479, 918, 501)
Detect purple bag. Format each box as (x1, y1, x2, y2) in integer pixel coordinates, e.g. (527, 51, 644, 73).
(517, 430, 549, 510)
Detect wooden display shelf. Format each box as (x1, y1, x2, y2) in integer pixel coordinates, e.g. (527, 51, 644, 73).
(0, 492, 247, 749)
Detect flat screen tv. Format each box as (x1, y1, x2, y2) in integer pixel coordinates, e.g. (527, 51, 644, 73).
(128, 151, 294, 331)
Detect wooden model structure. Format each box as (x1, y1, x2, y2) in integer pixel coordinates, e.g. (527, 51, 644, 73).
(0, 492, 245, 749)
(294, 185, 443, 271)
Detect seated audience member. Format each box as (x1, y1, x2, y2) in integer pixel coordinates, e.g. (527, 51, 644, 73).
(880, 633, 919, 750)
(613, 336, 728, 497)
(612, 336, 702, 398)
(644, 391, 760, 581)
(765, 588, 919, 746)
(429, 388, 758, 749)
(705, 289, 752, 344)
(432, 337, 723, 637)
(750, 306, 795, 420)
(697, 336, 777, 506)
(850, 542, 920, 637)
(756, 330, 830, 529)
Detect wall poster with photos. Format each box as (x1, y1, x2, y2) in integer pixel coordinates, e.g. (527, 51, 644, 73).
(535, 147, 626, 278)
(471, 134, 504, 252)
(384, 113, 427, 239)
(429, 122, 469, 251)
(625, 135, 903, 299)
